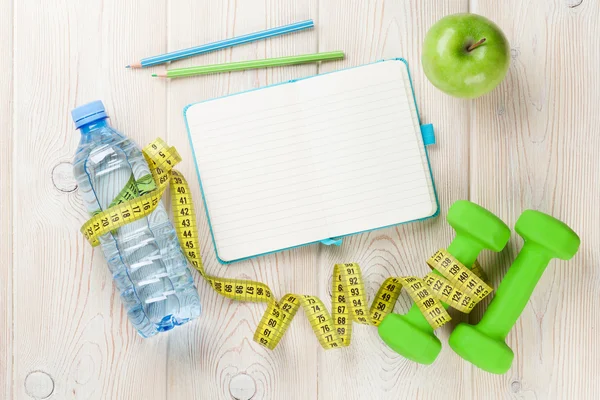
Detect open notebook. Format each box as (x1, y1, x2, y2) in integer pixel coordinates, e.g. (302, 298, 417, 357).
(184, 59, 438, 263)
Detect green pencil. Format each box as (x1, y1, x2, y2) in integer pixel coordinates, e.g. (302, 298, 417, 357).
(152, 51, 345, 78)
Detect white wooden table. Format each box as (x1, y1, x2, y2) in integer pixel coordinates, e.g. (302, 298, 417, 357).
(2, 1, 599, 399)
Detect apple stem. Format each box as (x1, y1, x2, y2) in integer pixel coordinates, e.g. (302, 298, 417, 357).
(467, 38, 486, 52)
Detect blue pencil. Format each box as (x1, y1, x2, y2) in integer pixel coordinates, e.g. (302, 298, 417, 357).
(127, 20, 315, 68)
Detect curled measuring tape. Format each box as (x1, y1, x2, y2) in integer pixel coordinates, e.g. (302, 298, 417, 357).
(81, 138, 492, 350)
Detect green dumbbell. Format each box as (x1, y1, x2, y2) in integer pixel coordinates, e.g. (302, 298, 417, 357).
(378, 200, 511, 364)
(448, 210, 580, 374)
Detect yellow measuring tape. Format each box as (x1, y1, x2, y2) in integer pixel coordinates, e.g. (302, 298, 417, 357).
(81, 138, 492, 350)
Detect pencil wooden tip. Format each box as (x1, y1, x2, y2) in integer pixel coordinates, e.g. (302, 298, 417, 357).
(153, 72, 168, 78)
(128, 62, 142, 69)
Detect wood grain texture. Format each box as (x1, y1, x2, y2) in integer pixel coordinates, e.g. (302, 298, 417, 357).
(0, 0, 13, 398)
(469, 1, 600, 398)
(4, 0, 600, 399)
(12, 1, 170, 399)
(164, 2, 321, 399)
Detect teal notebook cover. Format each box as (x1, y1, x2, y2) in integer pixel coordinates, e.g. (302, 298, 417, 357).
(184, 58, 439, 264)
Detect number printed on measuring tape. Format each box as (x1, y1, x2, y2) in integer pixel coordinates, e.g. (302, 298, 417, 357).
(80, 138, 494, 350)
(426, 249, 493, 309)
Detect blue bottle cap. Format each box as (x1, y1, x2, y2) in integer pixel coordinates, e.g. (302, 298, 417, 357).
(71, 100, 108, 129)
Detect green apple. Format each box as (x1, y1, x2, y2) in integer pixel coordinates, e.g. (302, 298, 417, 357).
(422, 13, 510, 98)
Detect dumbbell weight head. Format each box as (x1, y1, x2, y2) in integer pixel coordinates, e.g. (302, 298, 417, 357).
(447, 200, 514, 256)
(448, 322, 513, 374)
(515, 210, 580, 261)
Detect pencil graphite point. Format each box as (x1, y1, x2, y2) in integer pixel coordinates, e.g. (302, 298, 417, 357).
(152, 74, 157, 77)
(125, 65, 130, 68)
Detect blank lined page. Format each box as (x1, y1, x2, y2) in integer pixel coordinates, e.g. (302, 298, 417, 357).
(186, 60, 437, 262)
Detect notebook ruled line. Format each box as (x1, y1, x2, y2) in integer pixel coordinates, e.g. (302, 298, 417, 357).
(214, 193, 432, 242)
(193, 79, 403, 128)
(201, 131, 419, 179)
(197, 98, 411, 143)
(216, 196, 432, 247)
(208, 173, 430, 220)
(198, 111, 413, 155)
(211, 179, 430, 229)
(205, 156, 423, 199)
(205, 155, 424, 202)
(197, 121, 405, 163)
(196, 85, 406, 135)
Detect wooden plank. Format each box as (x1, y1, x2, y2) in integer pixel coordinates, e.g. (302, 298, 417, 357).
(164, 1, 320, 399)
(0, 0, 13, 397)
(470, 0, 600, 398)
(12, 1, 169, 399)
(317, 1, 472, 399)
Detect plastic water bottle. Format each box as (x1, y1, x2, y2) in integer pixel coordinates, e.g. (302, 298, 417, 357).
(71, 100, 201, 337)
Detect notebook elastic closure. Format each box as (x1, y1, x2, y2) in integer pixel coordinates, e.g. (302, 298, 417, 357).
(321, 238, 343, 246)
(420, 124, 435, 146)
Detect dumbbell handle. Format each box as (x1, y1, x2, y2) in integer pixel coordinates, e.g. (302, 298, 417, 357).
(401, 233, 484, 331)
(477, 243, 552, 340)
(448, 233, 483, 267)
